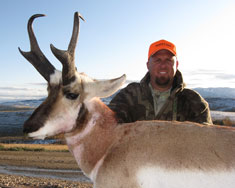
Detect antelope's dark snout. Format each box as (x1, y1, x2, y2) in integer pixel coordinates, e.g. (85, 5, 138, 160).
(23, 119, 42, 134)
(23, 103, 49, 134)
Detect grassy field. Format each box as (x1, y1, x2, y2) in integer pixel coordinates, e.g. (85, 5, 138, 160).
(0, 143, 69, 152)
(0, 143, 93, 188)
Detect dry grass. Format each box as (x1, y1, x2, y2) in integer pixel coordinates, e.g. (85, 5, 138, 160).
(222, 117, 234, 126)
(0, 143, 69, 152)
(213, 118, 235, 127)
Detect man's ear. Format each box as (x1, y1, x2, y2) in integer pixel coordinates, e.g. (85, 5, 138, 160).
(146, 61, 150, 70)
(174, 56, 179, 69)
(176, 60, 179, 69)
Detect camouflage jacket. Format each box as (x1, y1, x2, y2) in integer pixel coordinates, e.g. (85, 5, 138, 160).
(108, 70, 213, 124)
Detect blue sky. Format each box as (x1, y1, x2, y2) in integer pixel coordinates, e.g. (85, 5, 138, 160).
(0, 0, 235, 96)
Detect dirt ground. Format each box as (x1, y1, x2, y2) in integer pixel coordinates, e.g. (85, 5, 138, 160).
(0, 150, 93, 188)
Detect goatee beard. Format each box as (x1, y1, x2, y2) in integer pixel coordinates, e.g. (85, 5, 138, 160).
(155, 76, 170, 86)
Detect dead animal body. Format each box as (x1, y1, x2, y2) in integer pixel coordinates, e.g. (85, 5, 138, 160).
(19, 12, 235, 188)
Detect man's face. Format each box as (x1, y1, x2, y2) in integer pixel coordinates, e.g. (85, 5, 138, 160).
(147, 49, 178, 91)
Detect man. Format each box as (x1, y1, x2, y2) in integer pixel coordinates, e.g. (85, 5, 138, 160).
(108, 39, 213, 124)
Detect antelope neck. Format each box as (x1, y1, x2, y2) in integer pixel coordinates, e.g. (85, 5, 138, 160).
(65, 98, 118, 176)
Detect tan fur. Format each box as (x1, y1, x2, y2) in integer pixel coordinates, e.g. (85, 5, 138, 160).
(64, 99, 235, 188)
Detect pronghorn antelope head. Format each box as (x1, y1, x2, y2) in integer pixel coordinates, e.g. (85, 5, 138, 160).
(19, 12, 126, 139)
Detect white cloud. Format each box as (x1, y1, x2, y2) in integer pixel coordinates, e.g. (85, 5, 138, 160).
(0, 83, 47, 102)
(182, 69, 235, 88)
(177, 4, 235, 80)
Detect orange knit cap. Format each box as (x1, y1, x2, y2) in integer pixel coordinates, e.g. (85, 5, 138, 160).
(148, 39, 177, 59)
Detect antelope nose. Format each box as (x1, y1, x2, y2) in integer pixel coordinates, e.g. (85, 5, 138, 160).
(23, 120, 42, 134)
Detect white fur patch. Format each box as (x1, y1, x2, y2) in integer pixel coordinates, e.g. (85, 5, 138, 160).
(65, 101, 100, 145)
(136, 166, 235, 188)
(49, 70, 62, 85)
(29, 103, 82, 139)
(28, 129, 47, 140)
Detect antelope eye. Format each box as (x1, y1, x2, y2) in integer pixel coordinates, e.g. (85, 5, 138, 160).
(65, 93, 79, 100)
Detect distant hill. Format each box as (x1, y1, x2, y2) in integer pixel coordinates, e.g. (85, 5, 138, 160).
(194, 87, 235, 99)
(193, 88, 235, 112)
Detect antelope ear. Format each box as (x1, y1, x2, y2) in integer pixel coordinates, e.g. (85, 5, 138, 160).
(84, 74, 126, 101)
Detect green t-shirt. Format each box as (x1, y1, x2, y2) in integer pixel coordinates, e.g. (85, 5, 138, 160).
(149, 83, 171, 116)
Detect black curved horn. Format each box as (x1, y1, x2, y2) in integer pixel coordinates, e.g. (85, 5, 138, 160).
(50, 12, 85, 85)
(18, 14, 55, 82)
